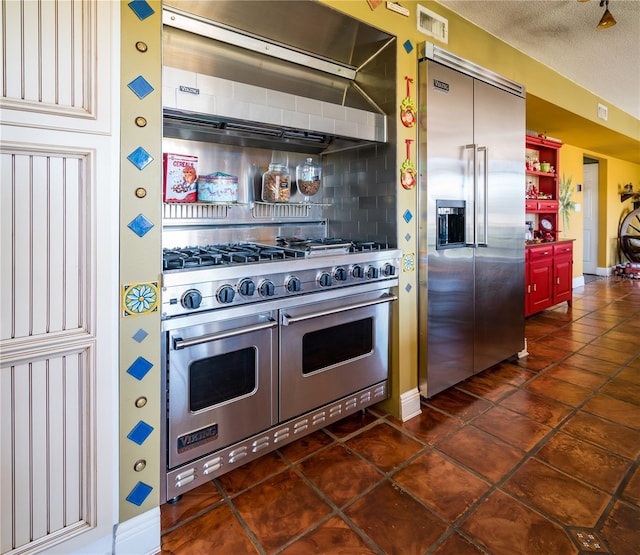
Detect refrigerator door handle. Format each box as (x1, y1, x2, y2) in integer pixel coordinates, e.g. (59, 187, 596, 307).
(464, 143, 477, 247)
(477, 146, 489, 247)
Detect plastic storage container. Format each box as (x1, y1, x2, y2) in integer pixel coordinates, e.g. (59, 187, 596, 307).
(261, 163, 290, 203)
(296, 157, 321, 202)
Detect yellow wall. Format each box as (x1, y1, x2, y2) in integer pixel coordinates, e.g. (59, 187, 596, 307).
(556, 145, 585, 275)
(119, 0, 162, 520)
(603, 158, 640, 267)
(559, 146, 640, 273)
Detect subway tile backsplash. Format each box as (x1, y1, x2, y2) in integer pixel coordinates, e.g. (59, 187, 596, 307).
(162, 64, 396, 247)
(323, 143, 396, 245)
(162, 66, 387, 143)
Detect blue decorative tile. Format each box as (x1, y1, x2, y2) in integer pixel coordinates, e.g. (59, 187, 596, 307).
(405, 233, 411, 242)
(127, 146, 153, 171)
(126, 482, 153, 506)
(132, 328, 149, 343)
(128, 213, 154, 237)
(128, 75, 154, 99)
(127, 421, 154, 445)
(403, 209, 413, 223)
(128, 0, 154, 21)
(403, 40, 414, 54)
(127, 356, 153, 381)
(405, 283, 412, 293)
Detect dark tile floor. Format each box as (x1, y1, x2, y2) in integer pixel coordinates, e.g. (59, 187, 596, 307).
(160, 277, 640, 555)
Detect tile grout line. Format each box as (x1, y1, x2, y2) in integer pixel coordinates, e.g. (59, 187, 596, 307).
(416, 287, 638, 553)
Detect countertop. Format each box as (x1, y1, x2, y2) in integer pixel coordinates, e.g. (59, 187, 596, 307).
(525, 238, 575, 247)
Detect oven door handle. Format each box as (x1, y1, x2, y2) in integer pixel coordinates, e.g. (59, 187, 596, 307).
(173, 320, 278, 350)
(281, 294, 397, 326)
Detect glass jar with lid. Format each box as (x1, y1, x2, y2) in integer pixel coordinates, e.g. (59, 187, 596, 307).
(296, 157, 321, 202)
(261, 163, 290, 203)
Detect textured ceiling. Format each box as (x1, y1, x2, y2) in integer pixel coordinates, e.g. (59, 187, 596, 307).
(438, 0, 640, 119)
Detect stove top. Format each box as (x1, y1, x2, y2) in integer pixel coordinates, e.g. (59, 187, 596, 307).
(163, 239, 393, 270)
(163, 243, 307, 271)
(161, 239, 401, 319)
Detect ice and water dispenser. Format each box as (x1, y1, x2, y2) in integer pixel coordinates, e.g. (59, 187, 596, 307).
(436, 200, 466, 249)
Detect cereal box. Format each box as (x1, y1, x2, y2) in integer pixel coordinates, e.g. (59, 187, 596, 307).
(163, 153, 198, 202)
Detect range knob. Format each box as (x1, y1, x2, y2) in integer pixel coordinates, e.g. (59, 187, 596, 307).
(382, 263, 396, 277)
(366, 266, 380, 279)
(285, 276, 301, 293)
(181, 289, 203, 310)
(352, 264, 364, 279)
(334, 266, 348, 281)
(318, 272, 333, 287)
(258, 279, 276, 297)
(216, 285, 235, 304)
(238, 278, 256, 297)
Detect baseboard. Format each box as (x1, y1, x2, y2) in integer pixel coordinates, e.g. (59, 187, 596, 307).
(114, 507, 161, 555)
(518, 337, 529, 358)
(597, 266, 613, 276)
(400, 388, 422, 421)
(572, 275, 585, 289)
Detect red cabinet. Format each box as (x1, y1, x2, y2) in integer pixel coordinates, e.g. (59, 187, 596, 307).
(524, 135, 571, 317)
(526, 240, 573, 316)
(525, 136, 562, 241)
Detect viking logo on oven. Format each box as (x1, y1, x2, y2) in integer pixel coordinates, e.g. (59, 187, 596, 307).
(179, 85, 200, 95)
(433, 79, 450, 93)
(177, 424, 218, 453)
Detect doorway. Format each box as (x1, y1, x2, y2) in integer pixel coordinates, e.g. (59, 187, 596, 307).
(583, 157, 599, 276)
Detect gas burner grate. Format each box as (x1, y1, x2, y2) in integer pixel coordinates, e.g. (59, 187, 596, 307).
(186, 243, 307, 264)
(163, 248, 225, 270)
(351, 241, 390, 252)
(162, 240, 395, 271)
(212, 243, 289, 263)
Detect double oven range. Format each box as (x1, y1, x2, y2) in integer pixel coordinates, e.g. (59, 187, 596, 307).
(160, 234, 400, 502)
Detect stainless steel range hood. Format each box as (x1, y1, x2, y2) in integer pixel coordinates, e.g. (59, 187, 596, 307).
(162, 2, 394, 152)
(163, 109, 341, 154)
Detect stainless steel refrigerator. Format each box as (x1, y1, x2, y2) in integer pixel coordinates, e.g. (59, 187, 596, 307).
(417, 43, 526, 398)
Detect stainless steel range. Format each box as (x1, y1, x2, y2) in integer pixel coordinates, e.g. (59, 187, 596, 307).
(161, 235, 400, 502)
(159, 1, 399, 503)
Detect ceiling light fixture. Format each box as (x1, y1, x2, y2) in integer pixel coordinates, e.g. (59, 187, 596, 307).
(597, 0, 617, 29)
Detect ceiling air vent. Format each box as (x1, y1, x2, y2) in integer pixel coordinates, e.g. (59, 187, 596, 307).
(417, 5, 448, 44)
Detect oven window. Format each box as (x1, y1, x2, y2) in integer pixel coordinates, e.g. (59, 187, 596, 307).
(189, 347, 257, 412)
(302, 318, 373, 374)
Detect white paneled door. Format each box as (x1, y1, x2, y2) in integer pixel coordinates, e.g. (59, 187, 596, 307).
(0, 1, 119, 554)
(582, 161, 599, 275)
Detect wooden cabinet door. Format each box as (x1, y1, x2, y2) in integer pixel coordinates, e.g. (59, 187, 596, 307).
(529, 258, 554, 314)
(526, 246, 554, 315)
(553, 256, 572, 304)
(553, 243, 573, 305)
